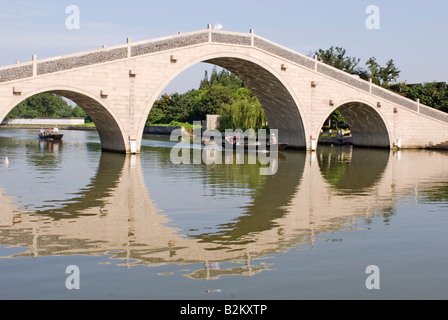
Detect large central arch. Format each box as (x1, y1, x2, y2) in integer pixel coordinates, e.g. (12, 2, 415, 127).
(4, 87, 127, 153)
(139, 52, 307, 149)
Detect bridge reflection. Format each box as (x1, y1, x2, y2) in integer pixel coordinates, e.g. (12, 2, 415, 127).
(317, 146, 390, 194)
(1, 147, 448, 279)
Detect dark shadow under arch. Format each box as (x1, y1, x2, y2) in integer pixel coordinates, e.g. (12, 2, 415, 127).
(333, 101, 390, 148)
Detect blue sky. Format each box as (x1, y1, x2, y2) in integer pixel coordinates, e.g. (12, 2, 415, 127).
(1, 0, 447, 94)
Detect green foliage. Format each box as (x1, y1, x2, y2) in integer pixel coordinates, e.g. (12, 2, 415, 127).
(5, 93, 92, 122)
(148, 121, 200, 132)
(312, 46, 401, 87)
(218, 87, 267, 131)
(391, 82, 448, 113)
(317, 146, 349, 186)
(191, 83, 233, 120)
(314, 46, 362, 75)
(366, 57, 400, 87)
(146, 68, 267, 130)
(328, 110, 347, 129)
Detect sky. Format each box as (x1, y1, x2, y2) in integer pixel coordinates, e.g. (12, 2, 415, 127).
(1, 0, 447, 94)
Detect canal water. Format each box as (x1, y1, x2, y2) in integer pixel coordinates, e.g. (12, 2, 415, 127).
(1, 128, 448, 300)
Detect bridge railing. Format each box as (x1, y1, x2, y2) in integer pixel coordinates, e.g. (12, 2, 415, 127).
(1, 28, 447, 124)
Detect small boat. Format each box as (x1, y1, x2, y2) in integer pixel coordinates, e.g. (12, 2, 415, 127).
(39, 133, 64, 140)
(38, 128, 63, 140)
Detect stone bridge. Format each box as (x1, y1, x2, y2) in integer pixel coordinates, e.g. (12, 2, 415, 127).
(1, 26, 448, 153)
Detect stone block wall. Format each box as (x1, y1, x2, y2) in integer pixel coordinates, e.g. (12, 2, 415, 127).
(131, 32, 209, 57)
(254, 37, 315, 70)
(0, 65, 33, 82)
(38, 48, 128, 75)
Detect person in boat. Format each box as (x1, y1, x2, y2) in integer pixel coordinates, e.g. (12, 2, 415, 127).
(225, 134, 234, 145)
(270, 133, 278, 145)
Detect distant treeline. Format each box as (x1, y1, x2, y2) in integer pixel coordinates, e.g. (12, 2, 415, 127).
(390, 82, 448, 113)
(5, 93, 91, 122)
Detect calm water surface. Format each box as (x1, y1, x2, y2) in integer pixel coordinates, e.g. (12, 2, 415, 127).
(1, 128, 448, 300)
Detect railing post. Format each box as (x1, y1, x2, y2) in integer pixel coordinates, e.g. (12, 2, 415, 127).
(250, 28, 254, 46)
(32, 54, 37, 76)
(416, 98, 420, 113)
(208, 24, 212, 42)
(127, 37, 131, 58)
(369, 78, 372, 94)
(314, 54, 318, 72)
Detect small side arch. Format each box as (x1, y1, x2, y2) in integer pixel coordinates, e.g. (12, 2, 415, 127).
(318, 100, 391, 148)
(4, 86, 127, 153)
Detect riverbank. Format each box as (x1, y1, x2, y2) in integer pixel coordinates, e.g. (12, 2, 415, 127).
(0, 124, 185, 133)
(0, 124, 186, 134)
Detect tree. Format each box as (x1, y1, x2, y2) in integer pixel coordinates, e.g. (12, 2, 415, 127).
(199, 70, 209, 90)
(191, 83, 233, 120)
(366, 57, 400, 87)
(5, 93, 77, 119)
(72, 105, 91, 123)
(313, 46, 363, 75)
(146, 93, 172, 124)
(325, 110, 346, 130)
(393, 82, 448, 113)
(218, 87, 267, 131)
(313, 46, 401, 87)
(209, 66, 219, 84)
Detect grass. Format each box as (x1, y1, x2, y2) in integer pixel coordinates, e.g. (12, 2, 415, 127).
(74, 122, 96, 127)
(146, 121, 201, 132)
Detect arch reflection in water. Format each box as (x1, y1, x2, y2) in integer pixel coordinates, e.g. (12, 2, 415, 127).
(317, 145, 390, 195)
(2, 147, 448, 280)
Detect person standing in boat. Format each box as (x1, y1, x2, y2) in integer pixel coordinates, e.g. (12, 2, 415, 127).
(270, 133, 278, 145)
(225, 134, 234, 145)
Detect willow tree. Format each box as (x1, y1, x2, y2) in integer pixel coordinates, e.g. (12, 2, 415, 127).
(218, 87, 267, 131)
